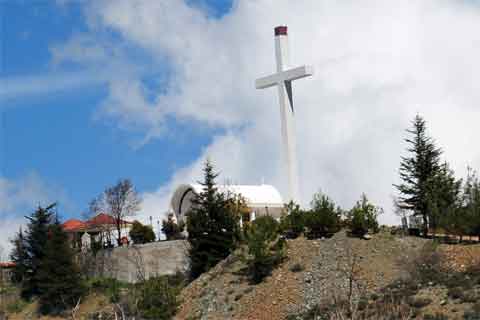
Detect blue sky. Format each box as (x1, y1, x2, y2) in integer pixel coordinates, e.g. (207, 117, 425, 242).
(1, 0, 233, 218)
(2, 0, 480, 253)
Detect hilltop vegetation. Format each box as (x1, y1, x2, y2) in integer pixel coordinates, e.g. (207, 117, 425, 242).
(176, 230, 480, 320)
(3, 114, 480, 319)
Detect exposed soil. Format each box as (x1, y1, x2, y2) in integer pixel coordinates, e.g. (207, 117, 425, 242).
(176, 231, 434, 320)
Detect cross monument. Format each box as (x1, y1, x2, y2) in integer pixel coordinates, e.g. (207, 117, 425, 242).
(256, 26, 314, 203)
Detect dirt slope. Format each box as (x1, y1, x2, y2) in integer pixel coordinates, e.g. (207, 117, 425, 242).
(176, 231, 428, 320)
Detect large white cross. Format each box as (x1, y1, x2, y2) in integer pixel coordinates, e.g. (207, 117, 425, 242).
(256, 26, 313, 204)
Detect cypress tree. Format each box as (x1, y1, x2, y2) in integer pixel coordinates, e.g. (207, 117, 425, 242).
(9, 228, 28, 284)
(395, 115, 442, 236)
(460, 168, 480, 238)
(187, 159, 240, 279)
(37, 220, 84, 315)
(22, 204, 55, 299)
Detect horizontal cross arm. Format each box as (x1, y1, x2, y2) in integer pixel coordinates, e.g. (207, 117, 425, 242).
(281, 65, 314, 82)
(255, 65, 314, 90)
(255, 74, 278, 89)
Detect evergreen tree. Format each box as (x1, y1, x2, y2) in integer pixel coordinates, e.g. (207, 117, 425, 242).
(395, 115, 442, 236)
(129, 221, 156, 244)
(37, 220, 84, 315)
(161, 214, 185, 241)
(279, 201, 305, 239)
(9, 228, 28, 284)
(22, 204, 55, 299)
(426, 162, 462, 236)
(245, 215, 285, 284)
(459, 168, 480, 238)
(304, 192, 342, 239)
(186, 159, 240, 279)
(347, 194, 381, 237)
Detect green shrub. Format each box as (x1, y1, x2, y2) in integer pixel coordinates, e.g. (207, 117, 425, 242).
(405, 242, 446, 285)
(234, 293, 243, 301)
(162, 214, 186, 241)
(357, 297, 368, 311)
(448, 286, 464, 300)
(408, 297, 432, 308)
(89, 277, 127, 303)
(136, 276, 182, 320)
(129, 220, 156, 244)
(290, 263, 304, 273)
(6, 299, 28, 313)
(280, 201, 305, 238)
(245, 216, 286, 283)
(424, 313, 449, 320)
(462, 291, 478, 303)
(304, 193, 341, 239)
(348, 194, 381, 237)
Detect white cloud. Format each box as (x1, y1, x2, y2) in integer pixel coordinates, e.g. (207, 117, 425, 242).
(54, 0, 480, 226)
(0, 71, 107, 103)
(0, 172, 71, 258)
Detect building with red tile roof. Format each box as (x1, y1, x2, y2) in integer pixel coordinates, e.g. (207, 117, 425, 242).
(62, 219, 87, 232)
(62, 213, 133, 249)
(0, 261, 15, 283)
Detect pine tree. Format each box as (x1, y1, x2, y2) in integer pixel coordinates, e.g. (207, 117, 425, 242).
(37, 220, 84, 315)
(279, 201, 305, 239)
(245, 215, 285, 283)
(186, 159, 240, 279)
(395, 115, 442, 236)
(304, 192, 342, 239)
(348, 194, 381, 237)
(9, 228, 28, 284)
(22, 204, 55, 299)
(161, 214, 185, 241)
(460, 168, 480, 238)
(426, 162, 462, 236)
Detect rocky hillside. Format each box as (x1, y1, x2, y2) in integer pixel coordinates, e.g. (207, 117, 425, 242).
(176, 232, 480, 320)
(176, 231, 432, 320)
(4, 231, 479, 319)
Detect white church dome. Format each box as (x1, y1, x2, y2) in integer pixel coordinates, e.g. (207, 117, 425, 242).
(170, 184, 284, 222)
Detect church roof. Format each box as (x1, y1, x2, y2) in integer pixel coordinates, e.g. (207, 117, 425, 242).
(190, 184, 284, 206)
(170, 183, 284, 220)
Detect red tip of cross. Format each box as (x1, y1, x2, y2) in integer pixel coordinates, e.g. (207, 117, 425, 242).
(274, 26, 288, 36)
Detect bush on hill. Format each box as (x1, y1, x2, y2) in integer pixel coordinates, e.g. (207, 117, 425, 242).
(347, 194, 381, 237)
(129, 220, 156, 244)
(161, 214, 185, 241)
(245, 215, 286, 284)
(304, 192, 342, 239)
(136, 275, 184, 320)
(279, 201, 305, 239)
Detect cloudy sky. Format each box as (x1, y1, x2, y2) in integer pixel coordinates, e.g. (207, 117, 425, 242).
(2, 0, 480, 255)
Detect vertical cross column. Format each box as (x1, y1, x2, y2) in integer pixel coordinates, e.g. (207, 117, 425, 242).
(274, 26, 300, 204)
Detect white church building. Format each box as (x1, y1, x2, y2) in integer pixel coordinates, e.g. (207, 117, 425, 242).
(170, 184, 284, 223)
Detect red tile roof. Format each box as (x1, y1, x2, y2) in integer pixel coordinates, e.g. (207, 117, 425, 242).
(62, 213, 132, 232)
(62, 219, 87, 232)
(0, 262, 15, 268)
(86, 213, 131, 226)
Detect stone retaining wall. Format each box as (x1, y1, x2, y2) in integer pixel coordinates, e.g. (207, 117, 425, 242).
(96, 240, 189, 283)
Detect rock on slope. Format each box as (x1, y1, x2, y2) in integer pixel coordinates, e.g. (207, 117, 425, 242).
(176, 231, 427, 320)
